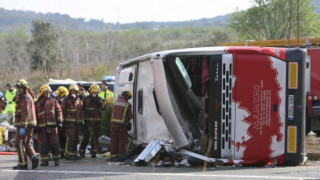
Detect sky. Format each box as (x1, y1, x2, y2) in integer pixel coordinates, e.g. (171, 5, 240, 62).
(0, 0, 252, 23)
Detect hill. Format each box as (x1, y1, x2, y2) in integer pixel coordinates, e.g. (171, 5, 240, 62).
(0, 7, 229, 33)
(1, 0, 319, 33)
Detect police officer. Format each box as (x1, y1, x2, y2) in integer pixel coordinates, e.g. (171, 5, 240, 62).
(110, 90, 132, 161)
(35, 84, 63, 166)
(62, 84, 82, 160)
(79, 84, 104, 158)
(13, 79, 39, 170)
(99, 81, 114, 137)
(5, 84, 17, 125)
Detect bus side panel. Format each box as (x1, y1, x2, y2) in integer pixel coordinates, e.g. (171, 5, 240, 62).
(232, 54, 286, 163)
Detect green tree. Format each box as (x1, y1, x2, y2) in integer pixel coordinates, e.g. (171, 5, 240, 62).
(229, 0, 320, 40)
(28, 20, 62, 77)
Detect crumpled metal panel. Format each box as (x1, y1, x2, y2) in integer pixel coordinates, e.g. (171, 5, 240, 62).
(152, 58, 189, 148)
(134, 139, 165, 163)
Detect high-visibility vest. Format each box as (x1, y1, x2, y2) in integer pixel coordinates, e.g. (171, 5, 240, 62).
(99, 90, 114, 104)
(5, 89, 16, 104)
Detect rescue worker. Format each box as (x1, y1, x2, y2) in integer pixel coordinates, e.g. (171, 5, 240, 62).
(35, 84, 63, 166)
(55, 86, 69, 158)
(5, 84, 16, 125)
(13, 79, 39, 170)
(62, 84, 82, 160)
(79, 83, 105, 158)
(99, 82, 114, 137)
(110, 90, 132, 161)
(78, 87, 87, 100)
(5, 84, 17, 104)
(77, 82, 89, 99)
(98, 82, 113, 104)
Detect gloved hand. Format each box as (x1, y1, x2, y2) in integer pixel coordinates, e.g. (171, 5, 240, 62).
(19, 127, 25, 136)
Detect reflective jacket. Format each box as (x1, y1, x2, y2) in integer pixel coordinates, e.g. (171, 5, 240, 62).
(5, 89, 16, 104)
(111, 97, 132, 125)
(62, 95, 82, 124)
(98, 90, 114, 104)
(54, 96, 64, 108)
(15, 93, 37, 128)
(82, 95, 105, 122)
(35, 96, 63, 128)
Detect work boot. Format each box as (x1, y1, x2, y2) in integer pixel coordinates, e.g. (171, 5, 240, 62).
(117, 156, 127, 162)
(80, 154, 86, 158)
(91, 154, 96, 158)
(13, 164, 28, 170)
(40, 161, 49, 167)
(66, 155, 77, 160)
(54, 159, 60, 166)
(31, 156, 40, 169)
(109, 156, 119, 162)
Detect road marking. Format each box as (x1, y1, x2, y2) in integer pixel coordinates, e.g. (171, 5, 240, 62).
(1, 169, 317, 179)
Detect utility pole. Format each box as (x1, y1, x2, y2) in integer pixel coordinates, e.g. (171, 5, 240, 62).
(297, 0, 300, 46)
(288, 0, 293, 46)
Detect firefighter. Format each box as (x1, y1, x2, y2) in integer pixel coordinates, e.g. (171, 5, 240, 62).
(79, 83, 105, 158)
(99, 82, 114, 137)
(13, 79, 39, 170)
(55, 86, 68, 158)
(35, 84, 63, 166)
(110, 90, 132, 160)
(77, 82, 89, 99)
(62, 84, 82, 160)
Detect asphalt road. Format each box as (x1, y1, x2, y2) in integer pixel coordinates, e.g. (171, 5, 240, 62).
(0, 155, 320, 180)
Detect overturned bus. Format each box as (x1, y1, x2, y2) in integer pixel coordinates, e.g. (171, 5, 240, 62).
(114, 46, 306, 165)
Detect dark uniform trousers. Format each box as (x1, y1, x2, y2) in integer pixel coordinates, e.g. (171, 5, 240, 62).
(79, 121, 100, 155)
(65, 123, 80, 156)
(110, 124, 127, 156)
(15, 127, 37, 166)
(37, 127, 60, 160)
(59, 126, 66, 155)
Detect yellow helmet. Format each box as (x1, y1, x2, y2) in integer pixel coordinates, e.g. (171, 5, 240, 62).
(55, 86, 68, 98)
(89, 83, 100, 94)
(121, 90, 132, 99)
(15, 79, 29, 89)
(40, 84, 52, 96)
(69, 84, 79, 92)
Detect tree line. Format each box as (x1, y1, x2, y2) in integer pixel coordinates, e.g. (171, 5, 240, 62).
(0, 21, 231, 92)
(0, 0, 319, 92)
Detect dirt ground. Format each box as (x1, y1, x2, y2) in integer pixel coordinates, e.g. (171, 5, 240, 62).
(306, 132, 320, 153)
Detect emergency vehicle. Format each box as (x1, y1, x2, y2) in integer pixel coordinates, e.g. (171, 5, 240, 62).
(220, 37, 320, 135)
(114, 46, 306, 165)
